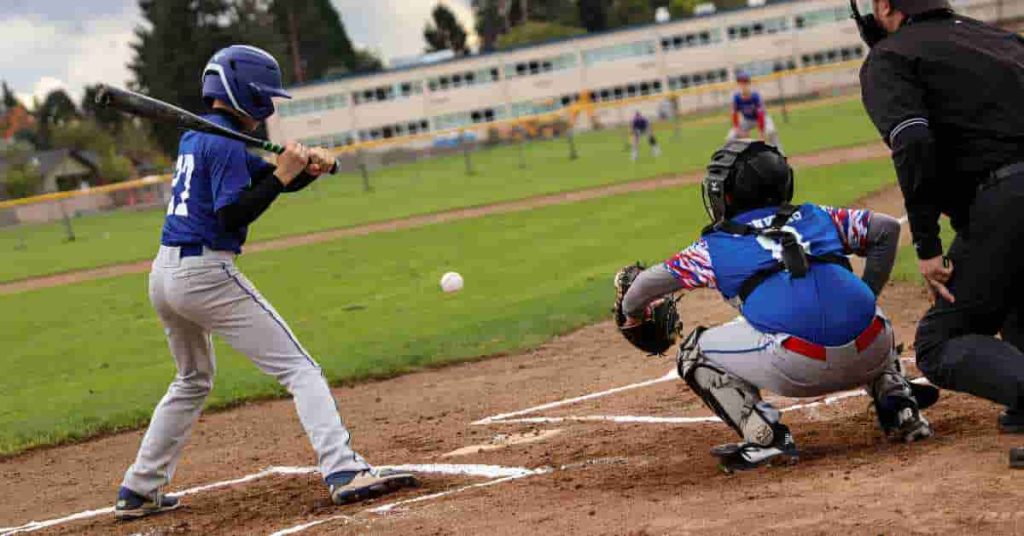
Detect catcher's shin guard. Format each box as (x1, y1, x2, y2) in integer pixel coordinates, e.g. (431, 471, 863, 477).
(677, 328, 782, 446)
(869, 350, 935, 443)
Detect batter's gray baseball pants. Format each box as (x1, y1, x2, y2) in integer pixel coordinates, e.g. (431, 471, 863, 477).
(122, 246, 369, 498)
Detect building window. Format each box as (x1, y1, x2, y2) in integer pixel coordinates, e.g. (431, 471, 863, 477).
(277, 93, 347, 118)
(667, 68, 730, 91)
(795, 6, 850, 29)
(661, 29, 723, 51)
(583, 40, 657, 66)
(427, 67, 500, 92)
(734, 57, 797, 78)
(590, 79, 663, 103)
(299, 132, 354, 149)
(432, 107, 508, 131)
(727, 16, 790, 40)
(508, 93, 581, 118)
(357, 119, 431, 141)
(504, 53, 578, 79)
(800, 45, 866, 68)
(351, 81, 423, 106)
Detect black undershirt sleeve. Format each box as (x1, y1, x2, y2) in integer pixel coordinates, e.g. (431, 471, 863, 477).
(216, 165, 323, 231)
(217, 173, 284, 231)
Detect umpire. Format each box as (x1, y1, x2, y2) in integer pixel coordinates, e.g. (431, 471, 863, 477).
(856, 0, 1024, 433)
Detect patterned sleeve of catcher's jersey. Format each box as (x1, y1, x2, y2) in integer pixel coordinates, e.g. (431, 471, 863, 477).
(663, 238, 717, 290)
(821, 205, 872, 254)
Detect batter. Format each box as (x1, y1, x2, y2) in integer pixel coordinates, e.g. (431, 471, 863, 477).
(114, 45, 416, 520)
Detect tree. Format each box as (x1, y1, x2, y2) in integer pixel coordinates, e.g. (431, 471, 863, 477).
(496, 21, 585, 49)
(130, 0, 237, 153)
(608, 0, 655, 27)
(472, 0, 505, 53)
(81, 85, 125, 135)
(578, 0, 609, 31)
(98, 148, 135, 184)
(667, 0, 702, 17)
(424, 4, 469, 56)
(270, 0, 361, 84)
(0, 142, 43, 199)
(1, 81, 17, 111)
(34, 89, 80, 150)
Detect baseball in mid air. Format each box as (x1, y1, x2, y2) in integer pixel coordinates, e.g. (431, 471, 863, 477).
(440, 272, 464, 293)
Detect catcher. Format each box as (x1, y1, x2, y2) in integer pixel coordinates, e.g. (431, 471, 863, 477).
(613, 140, 938, 472)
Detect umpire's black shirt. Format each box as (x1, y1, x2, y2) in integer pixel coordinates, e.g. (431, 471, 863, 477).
(860, 10, 1024, 259)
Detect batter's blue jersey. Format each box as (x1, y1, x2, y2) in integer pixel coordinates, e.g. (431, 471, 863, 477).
(733, 92, 763, 121)
(161, 113, 274, 253)
(666, 204, 877, 346)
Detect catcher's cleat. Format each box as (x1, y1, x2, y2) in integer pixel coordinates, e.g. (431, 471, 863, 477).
(998, 409, 1024, 434)
(328, 468, 419, 505)
(875, 395, 933, 443)
(114, 486, 181, 521)
(711, 425, 799, 474)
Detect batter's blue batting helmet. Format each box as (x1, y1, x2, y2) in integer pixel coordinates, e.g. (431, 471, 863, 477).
(201, 45, 291, 121)
(736, 71, 752, 83)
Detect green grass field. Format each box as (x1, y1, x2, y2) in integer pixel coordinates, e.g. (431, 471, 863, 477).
(0, 97, 879, 283)
(0, 157, 895, 456)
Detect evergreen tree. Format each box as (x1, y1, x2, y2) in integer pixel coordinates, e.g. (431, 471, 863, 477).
(270, 0, 359, 84)
(578, 0, 609, 31)
(424, 4, 469, 55)
(129, 0, 237, 153)
(472, 0, 505, 53)
(34, 89, 80, 150)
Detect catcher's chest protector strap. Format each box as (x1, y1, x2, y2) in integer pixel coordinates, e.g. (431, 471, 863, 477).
(710, 205, 853, 302)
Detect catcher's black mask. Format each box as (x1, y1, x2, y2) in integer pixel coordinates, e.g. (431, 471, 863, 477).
(701, 140, 793, 224)
(850, 0, 953, 47)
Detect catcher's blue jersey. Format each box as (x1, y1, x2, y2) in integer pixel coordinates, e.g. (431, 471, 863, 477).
(161, 113, 274, 253)
(667, 204, 877, 346)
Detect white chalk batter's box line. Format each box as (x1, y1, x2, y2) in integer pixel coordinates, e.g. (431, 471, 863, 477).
(472, 357, 924, 426)
(0, 464, 551, 536)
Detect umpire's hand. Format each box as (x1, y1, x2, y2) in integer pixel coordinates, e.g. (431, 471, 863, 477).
(920, 256, 955, 303)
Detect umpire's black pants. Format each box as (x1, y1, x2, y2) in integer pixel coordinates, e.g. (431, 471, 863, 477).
(915, 171, 1024, 411)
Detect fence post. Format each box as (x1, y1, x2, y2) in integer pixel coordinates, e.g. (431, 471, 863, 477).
(516, 126, 527, 169)
(776, 75, 790, 124)
(357, 150, 372, 192)
(58, 199, 76, 242)
(567, 127, 579, 160)
(461, 129, 475, 176)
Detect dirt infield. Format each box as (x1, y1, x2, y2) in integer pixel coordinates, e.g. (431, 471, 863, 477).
(0, 142, 888, 295)
(3, 184, 1024, 535)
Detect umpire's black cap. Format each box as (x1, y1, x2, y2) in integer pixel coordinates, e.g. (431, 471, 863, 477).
(891, 0, 952, 15)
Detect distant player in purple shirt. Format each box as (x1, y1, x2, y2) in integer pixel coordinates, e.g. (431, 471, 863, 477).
(113, 45, 417, 521)
(630, 111, 661, 161)
(727, 72, 783, 152)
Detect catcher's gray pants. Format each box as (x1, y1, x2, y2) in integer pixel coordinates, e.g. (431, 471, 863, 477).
(727, 115, 782, 153)
(122, 246, 369, 498)
(699, 312, 893, 399)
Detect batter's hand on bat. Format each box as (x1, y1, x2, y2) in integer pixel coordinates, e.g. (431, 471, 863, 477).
(305, 147, 334, 176)
(274, 142, 309, 186)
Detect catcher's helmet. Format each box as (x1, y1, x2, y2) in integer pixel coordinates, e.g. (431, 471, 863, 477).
(891, 0, 952, 16)
(201, 45, 291, 121)
(702, 140, 793, 224)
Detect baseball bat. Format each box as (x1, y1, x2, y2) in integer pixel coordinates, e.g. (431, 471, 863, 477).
(94, 84, 341, 174)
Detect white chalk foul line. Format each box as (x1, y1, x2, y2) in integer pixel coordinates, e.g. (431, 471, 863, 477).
(472, 369, 678, 425)
(267, 466, 552, 535)
(0, 463, 538, 536)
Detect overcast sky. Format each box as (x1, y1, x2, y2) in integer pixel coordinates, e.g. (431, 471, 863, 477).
(0, 0, 475, 108)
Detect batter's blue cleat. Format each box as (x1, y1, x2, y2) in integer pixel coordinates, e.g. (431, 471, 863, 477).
(327, 468, 419, 505)
(114, 486, 181, 520)
(711, 425, 799, 474)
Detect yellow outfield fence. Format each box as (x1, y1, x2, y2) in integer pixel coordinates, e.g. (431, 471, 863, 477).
(0, 57, 866, 228)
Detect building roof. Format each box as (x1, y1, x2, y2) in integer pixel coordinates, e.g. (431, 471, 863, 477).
(289, 0, 805, 91)
(0, 149, 99, 180)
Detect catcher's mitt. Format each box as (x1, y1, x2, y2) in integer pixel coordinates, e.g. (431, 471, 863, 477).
(613, 263, 681, 355)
